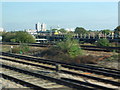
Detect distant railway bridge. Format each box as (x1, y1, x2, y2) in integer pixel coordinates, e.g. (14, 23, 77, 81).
(34, 34, 120, 43)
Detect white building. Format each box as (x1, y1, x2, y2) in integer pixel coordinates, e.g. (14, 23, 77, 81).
(0, 28, 4, 32)
(35, 22, 46, 32)
(26, 29, 37, 35)
(35, 22, 40, 32)
(41, 23, 46, 31)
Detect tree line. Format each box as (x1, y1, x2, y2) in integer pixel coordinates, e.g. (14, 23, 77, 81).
(2, 31, 36, 43)
(51, 26, 120, 35)
(1, 26, 120, 43)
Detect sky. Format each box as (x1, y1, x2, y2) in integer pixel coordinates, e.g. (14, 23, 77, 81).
(2, 2, 118, 31)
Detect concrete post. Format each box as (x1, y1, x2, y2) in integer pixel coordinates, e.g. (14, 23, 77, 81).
(80, 34, 82, 39)
(104, 33, 107, 39)
(111, 32, 114, 39)
(92, 34, 95, 39)
(10, 46, 13, 53)
(88, 34, 90, 39)
(56, 64, 61, 72)
(119, 32, 120, 38)
(84, 34, 86, 39)
(98, 34, 101, 39)
(76, 34, 78, 38)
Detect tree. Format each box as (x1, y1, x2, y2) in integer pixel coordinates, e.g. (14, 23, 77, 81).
(67, 31, 74, 34)
(15, 31, 36, 43)
(74, 27, 87, 35)
(96, 38, 110, 47)
(58, 28, 67, 33)
(101, 29, 111, 35)
(51, 29, 58, 32)
(2, 31, 36, 43)
(114, 26, 120, 36)
(55, 35, 83, 58)
(2, 32, 16, 42)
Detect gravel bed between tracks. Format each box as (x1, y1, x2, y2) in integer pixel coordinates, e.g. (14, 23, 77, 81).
(0, 56, 119, 89)
(10, 51, 119, 70)
(0, 68, 29, 89)
(1, 55, 119, 82)
(1, 67, 69, 89)
(0, 78, 28, 88)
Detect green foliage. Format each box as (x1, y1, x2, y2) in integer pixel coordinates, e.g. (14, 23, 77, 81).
(10, 39, 16, 42)
(96, 38, 110, 47)
(19, 43, 29, 52)
(2, 31, 36, 43)
(12, 47, 21, 53)
(58, 28, 67, 33)
(40, 35, 83, 62)
(114, 26, 120, 32)
(74, 27, 87, 35)
(114, 26, 120, 36)
(79, 41, 85, 44)
(67, 31, 74, 34)
(101, 29, 111, 35)
(55, 35, 83, 58)
(51, 29, 58, 32)
(2, 32, 16, 42)
(12, 43, 29, 53)
(15, 31, 36, 43)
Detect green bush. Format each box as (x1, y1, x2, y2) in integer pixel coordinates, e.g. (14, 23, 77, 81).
(2, 31, 36, 43)
(41, 35, 83, 60)
(11, 43, 29, 54)
(10, 39, 16, 42)
(15, 31, 36, 43)
(56, 35, 83, 58)
(2, 32, 16, 42)
(96, 38, 110, 47)
(19, 43, 29, 53)
(12, 47, 21, 53)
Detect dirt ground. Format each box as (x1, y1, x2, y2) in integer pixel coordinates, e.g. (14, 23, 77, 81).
(84, 50, 119, 70)
(2, 45, 120, 70)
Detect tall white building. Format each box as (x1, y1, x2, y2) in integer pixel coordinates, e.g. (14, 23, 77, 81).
(41, 23, 46, 31)
(35, 22, 40, 32)
(35, 22, 46, 32)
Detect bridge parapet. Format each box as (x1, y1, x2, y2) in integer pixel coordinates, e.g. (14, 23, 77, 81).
(34, 33, 120, 43)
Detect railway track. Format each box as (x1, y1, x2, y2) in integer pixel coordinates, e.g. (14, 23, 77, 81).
(1, 75, 30, 89)
(2, 73, 46, 89)
(1, 56, 119, 85)
(1, 52, 120, 89)
(2, 52, 120, 78)
(0, 63, 118, 90)
(1, 65, 74, 90)
(2, 63, 116, 90)
(2, 42, 120, 52)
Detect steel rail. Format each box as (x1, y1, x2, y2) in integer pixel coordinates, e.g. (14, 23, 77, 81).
(61, 78, 117, 90)
(1, 64, 94, 90)
(2, 52, 120, 78)
(1, 42, 120, 52)
(1, 73, 47, 90)
(2, 51, 120, 73)
(1, 64, 117, 90)
(1, 56, 120, 86)
(1, 42, 120, 49)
